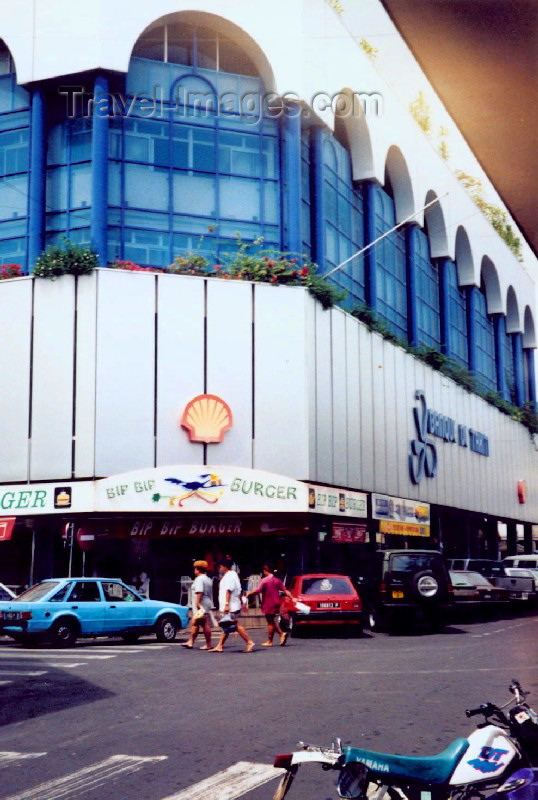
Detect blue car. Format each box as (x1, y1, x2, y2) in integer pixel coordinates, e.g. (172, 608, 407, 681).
(0, 578, 189, 647)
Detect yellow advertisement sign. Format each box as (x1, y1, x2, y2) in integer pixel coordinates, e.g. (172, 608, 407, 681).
(379, 520, 430, 537)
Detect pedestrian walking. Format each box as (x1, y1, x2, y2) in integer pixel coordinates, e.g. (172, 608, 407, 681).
(209, 558, 255, 653)
(181, 561, 213, 650)
(246, 564, 293, 646)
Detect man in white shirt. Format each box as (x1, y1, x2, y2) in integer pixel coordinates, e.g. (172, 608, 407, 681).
(209, 559, 254, 653)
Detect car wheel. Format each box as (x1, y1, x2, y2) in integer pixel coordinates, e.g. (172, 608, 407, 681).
(368, 608, 384, 632)
(155, 615, 179, 642)
(50, 618, 78, 648)
(121, 632, 141, 644)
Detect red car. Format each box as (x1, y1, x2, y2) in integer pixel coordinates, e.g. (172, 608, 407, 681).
(283, 573, 363, 633)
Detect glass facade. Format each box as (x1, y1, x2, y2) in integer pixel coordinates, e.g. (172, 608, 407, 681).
(415, 227, 440, 349)
(446, 260, 468, 366)
(321, 134, 365, 309)
(0, 43, 29, 267)
(474, 285, 497, 391)
(503, 328, 516, 404)
(373, 185, 407, 340)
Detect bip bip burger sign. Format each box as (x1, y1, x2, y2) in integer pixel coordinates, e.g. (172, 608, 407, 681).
(95, 466, 309, 514)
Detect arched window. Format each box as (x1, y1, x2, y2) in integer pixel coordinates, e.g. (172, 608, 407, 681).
(474, 282, 496, 391)
(446, 260, 468, 366)
(322, 134, 364, 308)
(0, 41, 29, 268)
(373, 185, 407, 340)
(415, 226, 440, 349)
(503, 326, 516, 404)
(109, 21, 280, 266)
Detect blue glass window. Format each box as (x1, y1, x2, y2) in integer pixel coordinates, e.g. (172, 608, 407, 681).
(301, 131, 311, 257)
(503, 327, 516, 404)
(415, 227, 440, 349)
(322, 135, 365, 309)
(46, 116, 92, 246)
(373, 185, 407, 340)
(474, 285, 497, 391)
(0, 45, 29, 268)
(109, 58, 280, 266)
(446, 260, 468, 367)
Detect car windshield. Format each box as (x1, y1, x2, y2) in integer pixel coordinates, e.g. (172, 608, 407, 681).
(390, 554, 442, 572)
(301, 577, 353, 595)
(16, 582, 61, 602)
(450, 572, 475, 587)
(452, 572, 491, 587)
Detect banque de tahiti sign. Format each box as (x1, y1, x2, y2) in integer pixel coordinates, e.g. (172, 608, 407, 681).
(409, 390, 489, 485)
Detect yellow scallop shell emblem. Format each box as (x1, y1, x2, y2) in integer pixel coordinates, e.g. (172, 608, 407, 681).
(181, 394, 233, 443)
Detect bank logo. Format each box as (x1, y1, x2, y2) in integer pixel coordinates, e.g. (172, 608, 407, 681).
(152, 473, 226, 508)
(409, 391, 438, 485)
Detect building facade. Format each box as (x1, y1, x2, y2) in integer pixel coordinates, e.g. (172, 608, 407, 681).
(0, 0, 536, 596)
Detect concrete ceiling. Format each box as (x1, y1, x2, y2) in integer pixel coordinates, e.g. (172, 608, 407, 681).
(380, 0, 538, 257)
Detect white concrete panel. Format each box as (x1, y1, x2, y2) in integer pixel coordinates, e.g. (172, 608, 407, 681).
(371, 332, 387, 493)
(206, 280, 253, 467)
(382, 339, 398, 495)
(30, 276, 75, 480)
(74, 273, 97, 477)
(94, 270, 155, 476)
(358, 323, 374, 491)
(314, 305, 333, 483)
(345, 316, 361, 490)
(155, 274, 204, 466)
(331, 309, 348, 487)
(306, 296, 318, 480)
(401, 348, 417, 502)
(422, 364, 437, 505)
(393, 345, 409, 497)
(253, 284, 309, 479)
(0, 279, 32, 481)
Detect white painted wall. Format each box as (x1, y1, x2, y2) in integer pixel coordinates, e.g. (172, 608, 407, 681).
(2, 273, 536, 523)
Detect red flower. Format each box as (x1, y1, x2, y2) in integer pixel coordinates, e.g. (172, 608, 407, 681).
(300, 267, 309, 276)
(271, 275, 278, 283)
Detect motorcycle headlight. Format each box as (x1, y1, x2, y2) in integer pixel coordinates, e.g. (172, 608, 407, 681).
(337, 762, 369, 799)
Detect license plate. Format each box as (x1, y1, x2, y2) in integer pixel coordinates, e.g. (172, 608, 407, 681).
(318, 602, 339, 609)
(392, 591, 404, 599)
(1, 611, 20, 620)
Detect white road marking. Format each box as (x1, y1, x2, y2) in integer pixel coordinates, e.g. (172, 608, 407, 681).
(0, 751, 46, 770)
(162, 761, 284, 800)
(0, 652, 115, 660)
(0, 754, 167, 800)
(46, 663, 86, 669)
(0, 680, 12, 685)
(0, 670, 47, 676)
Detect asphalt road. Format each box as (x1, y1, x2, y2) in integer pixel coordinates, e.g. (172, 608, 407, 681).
(0, 610, 537, 800)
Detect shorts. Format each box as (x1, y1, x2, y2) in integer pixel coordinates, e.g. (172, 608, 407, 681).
(219, 611, 240, 633)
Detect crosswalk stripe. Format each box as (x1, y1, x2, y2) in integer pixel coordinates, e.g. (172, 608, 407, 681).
(0, 754, 167, 800)
(0, 670, 47, 676)
(0, 652, 115, 660)
(162, 761, 284, 800)
(0, 752, 46, 770)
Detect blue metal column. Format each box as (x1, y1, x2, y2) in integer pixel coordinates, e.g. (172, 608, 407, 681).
(526, 348, 536, 408)
(405, 223, 418, 347)
(513, 332, 525, 406)
(91, 73, 110, 266)
(28, 88, 46, 271)
(438, 257, 451, 357)
(281, 104, 302, 256)
(466, 285, 478, 373)
(363, 181, 377, 311)
(493, 314, 507, 399)
(310, 127, 326, 269)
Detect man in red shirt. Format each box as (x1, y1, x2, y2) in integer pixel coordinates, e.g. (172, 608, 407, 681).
(246, 565, 293, 646)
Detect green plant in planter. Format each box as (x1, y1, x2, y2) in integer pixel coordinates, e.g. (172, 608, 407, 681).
(33, 238, 98, 278)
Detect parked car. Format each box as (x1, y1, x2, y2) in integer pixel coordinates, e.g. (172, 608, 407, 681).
(284, 574, 363, 634)
(447, 558, 534, 601)
(449, 570, 511, 614)
(354, 549, 453, 631)
(503, 568, 538, 598)
(0, 583, 16, 602)
(503, 556, 538, 570)
(0, 577, 189, 647)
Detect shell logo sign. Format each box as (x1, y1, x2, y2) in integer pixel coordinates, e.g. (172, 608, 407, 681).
(181, 394, 233, 444)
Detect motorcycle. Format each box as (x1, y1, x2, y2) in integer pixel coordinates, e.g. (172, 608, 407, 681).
(272, 680, 538, 800)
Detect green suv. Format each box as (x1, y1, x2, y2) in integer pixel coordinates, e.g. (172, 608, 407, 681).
(354, 549, 453, 632)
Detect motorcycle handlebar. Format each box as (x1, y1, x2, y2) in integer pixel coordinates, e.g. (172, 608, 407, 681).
(465, 703, 497, 718)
